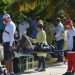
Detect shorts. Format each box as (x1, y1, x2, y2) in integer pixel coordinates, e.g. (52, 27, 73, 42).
(3, 42, 14, 61)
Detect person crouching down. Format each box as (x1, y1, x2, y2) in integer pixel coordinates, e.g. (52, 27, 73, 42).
(63, 19, 75, 75)
(2, 14, 16, 75)
(30, 19, 48, 72)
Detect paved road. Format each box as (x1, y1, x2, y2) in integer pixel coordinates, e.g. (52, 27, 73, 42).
(19, 63, 67, 75)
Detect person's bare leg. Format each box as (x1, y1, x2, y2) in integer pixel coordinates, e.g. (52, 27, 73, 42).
(9, 61, 14, 73)
(5, 60, 14, 73)
(5, 61, 10, 73)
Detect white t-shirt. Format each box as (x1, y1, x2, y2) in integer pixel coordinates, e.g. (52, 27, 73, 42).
(64, 28, 75, 50)
(19, 21, 29, 38)
(3, 21, 16, 46)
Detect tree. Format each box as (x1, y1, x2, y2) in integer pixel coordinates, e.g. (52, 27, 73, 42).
(0, 0, 15, 13)
(1, 0, 75, 43)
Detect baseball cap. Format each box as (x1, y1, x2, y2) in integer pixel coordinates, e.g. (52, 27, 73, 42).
(38, 19, 44, 26)
(3, 14, 11, 19)
(65, 18, 73, 27)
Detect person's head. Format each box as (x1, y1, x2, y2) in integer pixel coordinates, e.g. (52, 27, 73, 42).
(54, 17, 61, 26)
(56, 17, 61, 22)
(2, 14, 11, 25)
(65, 18, 73, 29)
(37, 19, 44, 31)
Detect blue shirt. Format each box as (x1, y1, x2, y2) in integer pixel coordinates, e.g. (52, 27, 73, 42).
(54, 22, 64, 41)
(31, 20, 38, 38)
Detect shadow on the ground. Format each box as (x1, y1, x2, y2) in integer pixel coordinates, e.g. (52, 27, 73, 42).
(16, 62, 65, 75)
(46, 62, 65, 68)
(16, 70, 37, 75)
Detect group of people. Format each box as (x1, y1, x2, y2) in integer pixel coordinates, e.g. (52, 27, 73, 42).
(1, 13, 48, 75)
(1, 13, 75, 75)
(53, 17, 75, 75)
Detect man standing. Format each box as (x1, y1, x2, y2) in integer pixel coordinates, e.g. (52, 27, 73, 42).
(54, 17, 64, 62)
(2, 14, 16, 75)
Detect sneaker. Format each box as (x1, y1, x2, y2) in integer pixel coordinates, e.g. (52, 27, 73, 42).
(72, 72, 75, 75)
(35, 68, 40, 71)
(63, 72, 73, 75)
(10, 72, 16, 75)
(39, 69, 46, 72)
(56, 59, 63, 62)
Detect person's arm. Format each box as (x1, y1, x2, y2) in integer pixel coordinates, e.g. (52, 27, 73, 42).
(29, 32, 40, 44)
(64, 30, 68, 50)
(9, 25, 16, 47)
(72, 28, 75, 36)
(30, 37, 38, 43)
(55, 26, 64, 38)
(32, 31, 47, 44)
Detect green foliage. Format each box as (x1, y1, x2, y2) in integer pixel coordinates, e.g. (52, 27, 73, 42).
(0, 0, 75, 42)
(2, 0, 13, 4)
(68, 0, 75, 9)
(0, 0, 15, 13)
(1, 0, 75, 17)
